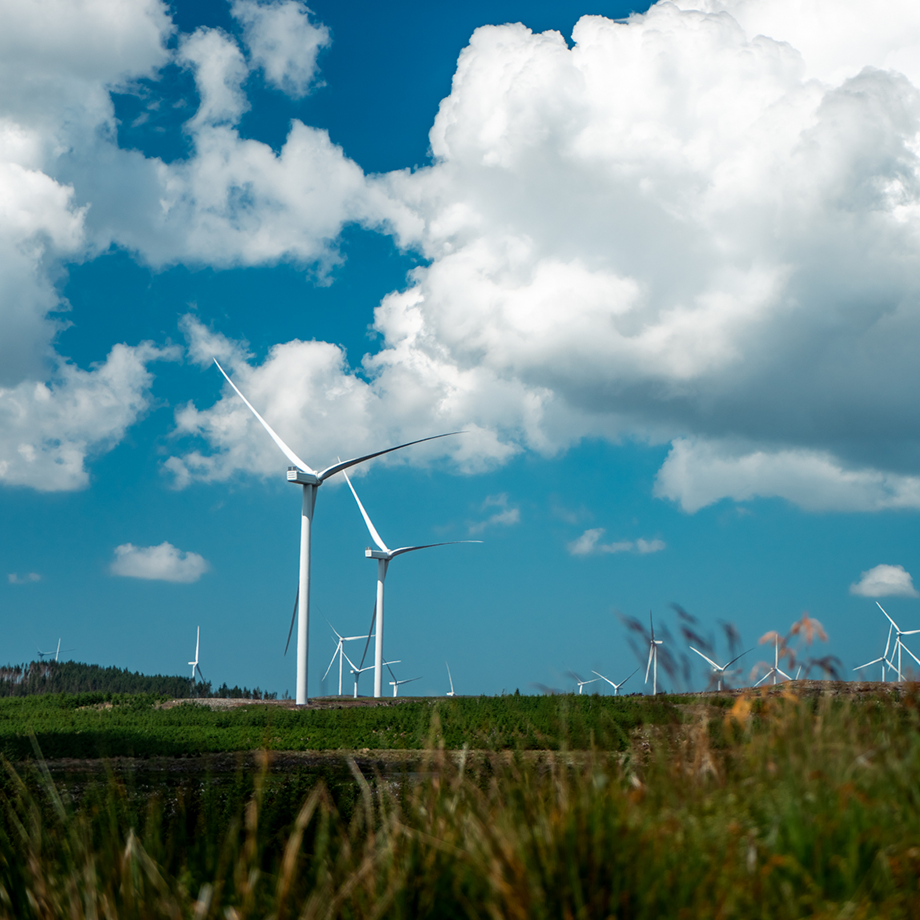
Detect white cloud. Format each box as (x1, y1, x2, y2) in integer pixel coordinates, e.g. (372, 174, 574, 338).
(654, 439, 920, 513)
(567, 528, 666, 556)
(110, 542, 210, 583)
(8, 572, 40, 585)
(0, 343, 178, 491)
(850, 564, 919, 598)
(468, 493, 520, 534)
(357, 1, 920, 510)
(232, 0, 330, 97)
(179, 27, 250, 129)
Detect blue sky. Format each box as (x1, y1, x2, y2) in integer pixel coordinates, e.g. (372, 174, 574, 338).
(2, 0, 920, 697)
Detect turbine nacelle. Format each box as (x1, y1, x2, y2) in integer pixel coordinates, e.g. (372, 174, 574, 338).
(287, 468, 320, 486)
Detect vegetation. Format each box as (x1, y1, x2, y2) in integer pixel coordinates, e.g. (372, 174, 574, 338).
(0, 692, 680, 759)
(0, 688, 919, 917)
(0, 660, 277, 700)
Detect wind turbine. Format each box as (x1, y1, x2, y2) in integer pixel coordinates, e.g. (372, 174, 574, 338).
(342, 469, 481, 698)
(385, 661, 420, 697)
(322, 622, 368, 696)
(188, 626, 205, 691)
(38, 639, 73, 662)
(213, 359, 458, 705)
(753, 636, 791, 687)
(645, 613, 663, 695)
(446, 662, 456, 697)
(689, 646, 753, 691)
(591, 667, 639, 696)
(349, 658, 401, 698)
(854, 623, 895, 682)
(575, 676, 600, 694)
(876, 602, 920, 681)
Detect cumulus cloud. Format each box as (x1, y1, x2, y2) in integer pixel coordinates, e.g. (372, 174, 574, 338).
(110, 542, 210, 583)
(232, 0, 330, 97)
(468, 493, 520, 534)
(0, 343, 178, 491)
(850, 564, 919, 598)
(357, 0, 920, 511)
(654, 439, 920, 513)
(8, 572, 40, 585)
(567, 529, 666, 556)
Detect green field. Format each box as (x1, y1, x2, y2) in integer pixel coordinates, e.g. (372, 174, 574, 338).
(2, 687, 920, 918)
(0, 691, 680, 759)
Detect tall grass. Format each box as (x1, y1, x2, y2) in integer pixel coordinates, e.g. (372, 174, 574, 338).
(2, 690, 920, 918)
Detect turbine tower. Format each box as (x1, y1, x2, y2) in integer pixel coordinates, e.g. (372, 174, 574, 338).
(876, 602, 920, 680)
(645, 613, 663, 695)
(343, 470, 481, 698)
(213, 359, 458, 705)
(689, 646, 753, 691)
(591, 667, 639, 696)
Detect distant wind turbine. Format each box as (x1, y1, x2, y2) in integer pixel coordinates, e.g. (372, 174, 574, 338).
(592, 667, 639, 696)
(385, 661, 420, 697)
(876, 602, 920, 681)
(349, 658, 401, 698)
(213, 359, 459, 705)
(689, 646, 753, 691)
(575, 676, 600, 694)
(322, 622, 368, 696)
(188, 626, 205, 692)
(38, 639, 74, 662)
(446, 662, 456, 697)
(343, 469, 481, 698)
(854, 623, 894, 682)
(753, 636, 791, 687)
(645, 613, 663, 695)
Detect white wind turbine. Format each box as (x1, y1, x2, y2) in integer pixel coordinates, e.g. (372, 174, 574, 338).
(38, 639, 74, 662)
(343, 470, 481, 698)
(753, 636, 791, 687)
(876, 602, 920, 681)
(322, 622, 368, 696)
(349, 658, 401, 698)
(689, 646, 753, 691)
(188, 626, 205, 689)
(213, 359, 458, 705)
(645, 613, 664, 695)
(575, 676, 600, 694)
(591, 667, 639, 696)
(446, 662, 456, 697)
(386, 661, 420, 697)
(854, 623, 895, 682)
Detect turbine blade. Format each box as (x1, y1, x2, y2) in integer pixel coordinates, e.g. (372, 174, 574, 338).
(901, 643, 920, 669)
(357, 602, 376, 671)
(645, 645, 654, 683)
(877, 601, 899, 632)
(342, 470, 389, 553)
(900, 629, 920, 636)
(777, 668, 791, 680)
(317, 432, 463, 482)
(884, 623, 893, 658)
(213, 359, 314, 474)
(385, 660, 398, 682)
(322, 645, 340, 681)
(690, 647, 722, 670)
(284, 586, 298, 656)
(591, 670, 615, 687)
(390, 540, 483, 558)
(446, 662, 454, 693)
(854, 657, 884, 670)
(196, 664, 205, 682)
(724, 648, 754, 670)
(753, 671, 769, 687)
(620, 667, 640, 687)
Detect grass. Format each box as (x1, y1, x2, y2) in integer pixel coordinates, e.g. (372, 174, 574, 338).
(1, 688, 920, 917)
